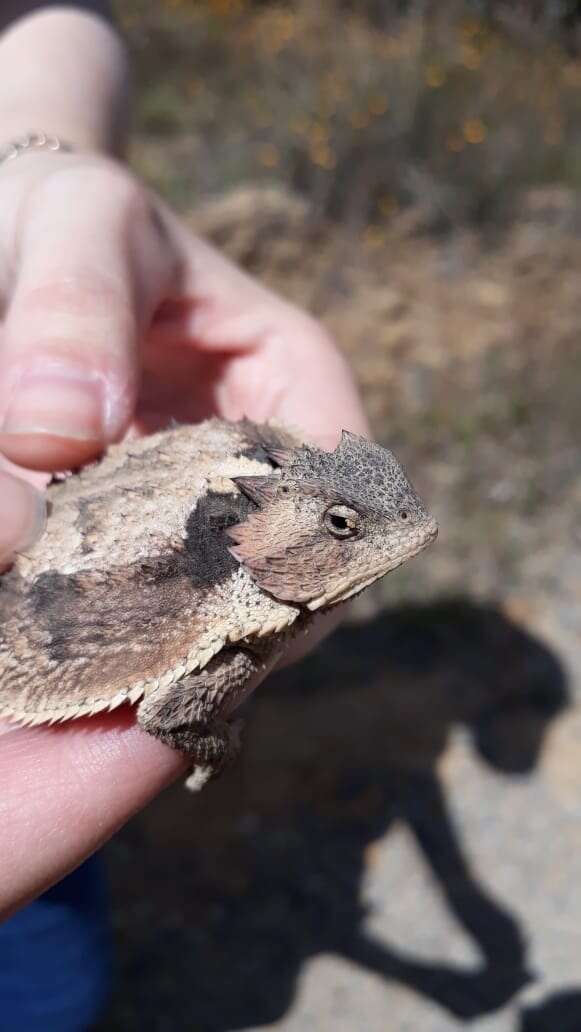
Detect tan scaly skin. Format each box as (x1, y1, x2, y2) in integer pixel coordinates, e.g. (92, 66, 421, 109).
(0, 419, 437, 791)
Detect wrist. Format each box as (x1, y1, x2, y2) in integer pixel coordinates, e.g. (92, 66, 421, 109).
(0, 7, 131, 155)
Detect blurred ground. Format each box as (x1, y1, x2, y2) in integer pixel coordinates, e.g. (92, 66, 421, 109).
(100, 3, 581, 1030)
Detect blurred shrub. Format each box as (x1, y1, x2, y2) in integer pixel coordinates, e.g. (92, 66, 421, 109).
(116, 0, 581, 228)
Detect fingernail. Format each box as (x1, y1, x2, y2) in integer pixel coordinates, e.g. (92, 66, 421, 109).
(1, 362, 105, 441)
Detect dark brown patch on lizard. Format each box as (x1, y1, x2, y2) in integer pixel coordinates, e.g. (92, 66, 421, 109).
(25, 558, 202, 692)
(183, 490, 255, 588)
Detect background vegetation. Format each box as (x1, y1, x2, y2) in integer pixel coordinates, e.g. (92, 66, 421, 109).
(116, 0, 581, 225)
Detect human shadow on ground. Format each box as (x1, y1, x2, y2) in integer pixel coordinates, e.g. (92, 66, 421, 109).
(104, 598, 569, 1031)
(520, 989, 581, 1031)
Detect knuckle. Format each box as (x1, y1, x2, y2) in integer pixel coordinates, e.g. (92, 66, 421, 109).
(16, 269, 130, 321)
(78, 161, 149, 220)
(28, 158, 149, 224)
(94, 163, 148, 214)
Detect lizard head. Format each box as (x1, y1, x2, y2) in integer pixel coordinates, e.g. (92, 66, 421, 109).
(228, 431, 438, 611)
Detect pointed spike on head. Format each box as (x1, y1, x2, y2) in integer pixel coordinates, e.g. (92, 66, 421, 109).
(232, 475, 280, 507)
(335, 428, 370, 457)
(263, 446, 296, 467)
(339, 428, 362, 446)
(237, 418, 303, 468)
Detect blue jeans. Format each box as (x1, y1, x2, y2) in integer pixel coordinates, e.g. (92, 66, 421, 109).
(0, 855, 112, 1031)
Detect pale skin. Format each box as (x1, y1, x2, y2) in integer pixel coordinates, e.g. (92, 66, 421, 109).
(0, 4, 368, 918)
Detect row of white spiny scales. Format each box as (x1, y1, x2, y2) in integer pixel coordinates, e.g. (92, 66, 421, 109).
(12, 533, 433, 727)
(3, 608, 297, 727)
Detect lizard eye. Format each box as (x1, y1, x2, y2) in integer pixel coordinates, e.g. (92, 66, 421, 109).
(324, 504, 360, 539)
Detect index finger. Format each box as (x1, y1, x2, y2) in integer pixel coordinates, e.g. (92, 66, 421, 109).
(0, 162, 175, 472)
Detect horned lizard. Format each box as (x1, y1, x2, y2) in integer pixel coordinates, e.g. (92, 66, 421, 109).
(0, 419, 437, 790)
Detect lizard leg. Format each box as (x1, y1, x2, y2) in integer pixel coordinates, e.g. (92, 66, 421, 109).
(137, 645, 276, 791)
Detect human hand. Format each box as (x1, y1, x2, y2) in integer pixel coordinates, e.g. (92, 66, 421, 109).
(0, 151, 368, 916)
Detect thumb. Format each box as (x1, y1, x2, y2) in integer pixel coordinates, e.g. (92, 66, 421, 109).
(0, 470, 46, 568)
(0, 162, 175, 471)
